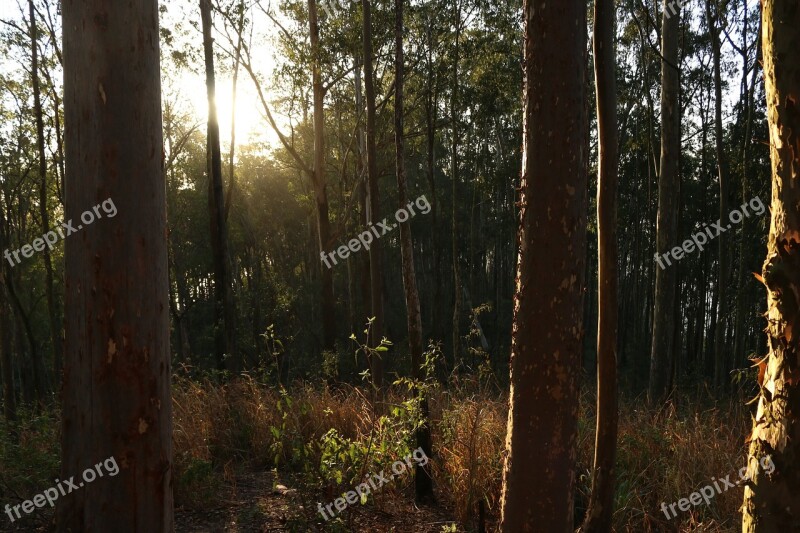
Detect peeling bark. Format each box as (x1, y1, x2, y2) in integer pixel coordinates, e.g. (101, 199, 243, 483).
(742, 1, 800, 530)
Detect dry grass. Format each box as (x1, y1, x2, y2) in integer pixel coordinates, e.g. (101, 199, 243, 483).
(0, 376, 754, 532)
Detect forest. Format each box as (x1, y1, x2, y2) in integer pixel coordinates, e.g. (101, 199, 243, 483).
(0, 0, 798, 531)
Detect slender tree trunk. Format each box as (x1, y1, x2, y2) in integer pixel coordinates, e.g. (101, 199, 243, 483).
(706, 0, 731, 389)
(29, 0, 61, 381)
(201, 0, 237, 372)
(394, 0, 433, 501)
(362, 0, 385, 388)
(308, 0, 337, 354)
(499, 0, 587, 530)
(648, 0, 681, 404)
(59, 0, 173, 529)
(0, 286, 14, 423)
(582, 0, 618, 528)
(742, 1, 800, 529)
(734, 13, 761, 367)
(451, 0, 462, 371)
(225, 0, 245, 223)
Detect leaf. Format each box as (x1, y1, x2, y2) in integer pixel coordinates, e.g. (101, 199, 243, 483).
(753, 272, 766, 285)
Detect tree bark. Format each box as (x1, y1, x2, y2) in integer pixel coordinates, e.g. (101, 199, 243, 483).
(648, 0, 681, 404)
(582, 0, 618, 528)
(59, 0, 173, 529)
(742, 1, 800, 529)
(498, 0, 587, 530)
(200, 0, 237, 372)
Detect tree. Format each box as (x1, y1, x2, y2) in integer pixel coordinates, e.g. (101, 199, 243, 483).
(742, 0, 800, 529)
(29, 0, 60, 380)
(498, 0, 587, 529)
(200, 0, 237, 371)
(362, 0, 385, 388)
(394, 0, 433, 502)
(582, 0, 618, 528)
(58, 0, 174, 529)
(307, 0, 337, 355)
(706, 0, 731, 389)
(648, 0, 681, 404)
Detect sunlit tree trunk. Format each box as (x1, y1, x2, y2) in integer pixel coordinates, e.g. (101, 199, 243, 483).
(742, 1, 800, 529)
(499, 0, 587, 530)
(59, 0, 173, 529)
(582, 0, 618, 528)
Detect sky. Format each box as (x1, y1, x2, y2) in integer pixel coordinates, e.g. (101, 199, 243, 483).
(0, 0, 285, 152)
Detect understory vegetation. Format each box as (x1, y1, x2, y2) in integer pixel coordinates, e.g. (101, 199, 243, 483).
(0, 371, 754, 532)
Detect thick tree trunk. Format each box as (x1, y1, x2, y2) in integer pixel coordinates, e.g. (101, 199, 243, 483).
(648, 0, 681, 404)
(59, 0, 174, 529)
(498, 0, 587, 530)
(582, 0, 618, 528)
(742, 1, 800, 530)
(30, 0, 61, 381)
(362, 0, 385, 388)
(394, 0, 433, 502)
(200, 0, 237, 372)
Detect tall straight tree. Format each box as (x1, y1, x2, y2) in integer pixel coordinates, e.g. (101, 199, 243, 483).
(706, 0, 731, 389)
(498, 0, 587, 530)
(59, 0, 173, 529)
(648, 0, 681, 404)
(308, 0, 337, 354)
(29, 0, 61, 379)
(742, 0, 800, 529)
(582, 0, 618, 528)
(362, 0, 385, 388)
(200, 0, 236, 371)
(394, 0, 433, 502)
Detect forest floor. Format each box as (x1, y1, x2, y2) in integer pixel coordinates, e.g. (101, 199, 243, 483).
(173, 470, 462, 532)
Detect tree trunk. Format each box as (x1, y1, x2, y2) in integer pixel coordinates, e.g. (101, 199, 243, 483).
(706, 0, 731, 390)
(0, 286, 14, 423)
(200, 0, 237, 372)
(582, 0, 618, 528)
(308, 0, 337, 354)
(30, 0, 61, 381)
(362, 0, 385, 388)
(451, 0, 462, 371)
(648, 0, 681, 404)
(742, 1, 800, 529)
(394, 0, 434, 502)
(498, 0, 587, 530)
(59, 0, 174, 529)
